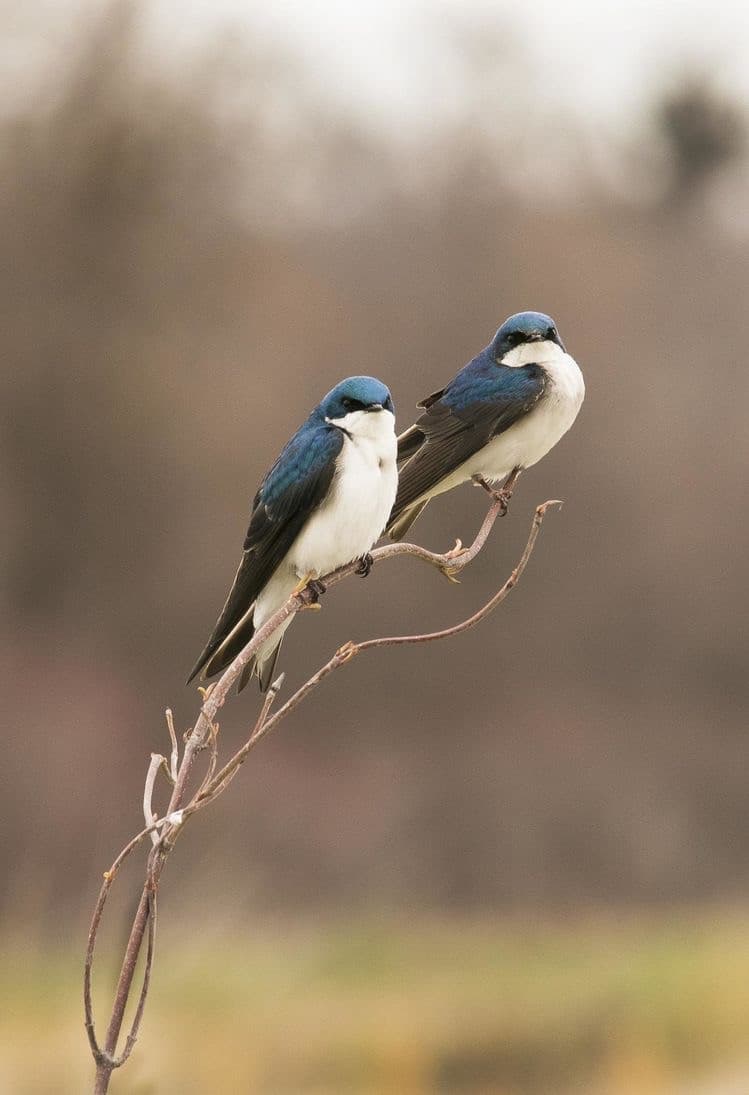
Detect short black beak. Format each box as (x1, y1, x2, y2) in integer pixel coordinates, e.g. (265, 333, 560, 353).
(527, 332, 545, 342)
(366, 403, 383, 412)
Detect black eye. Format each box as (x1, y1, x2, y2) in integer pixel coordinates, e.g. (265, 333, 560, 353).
(509, 331, 524, 346)
(342, 397, 365, 412)
(546, 326, 557, 340)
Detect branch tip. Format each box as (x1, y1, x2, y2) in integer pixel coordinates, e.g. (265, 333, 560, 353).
(165, 708, 179, 781)
(143, 754, 165, 846)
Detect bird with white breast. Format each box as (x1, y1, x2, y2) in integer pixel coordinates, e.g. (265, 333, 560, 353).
(188, 376, 398, 692)
(387, 311, 584, 539)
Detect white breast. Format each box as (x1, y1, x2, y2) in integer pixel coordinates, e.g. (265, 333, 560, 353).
(479, 349, 584, 482)
(432, 346, 585, 495)
(253, 410, 398, 638)
(247, 410, 396, 681)
(293, 410, 398, 575)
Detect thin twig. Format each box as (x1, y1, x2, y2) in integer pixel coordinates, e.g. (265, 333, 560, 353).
(196, 709, 221, 799)
(143, 754, 164, 846)
(84, 819, 166, 1064)
(165, 708, 179, 782)
(107, 887, 157, 1069)
(195, 672, 285, 808)
(352, 499, 560, 653)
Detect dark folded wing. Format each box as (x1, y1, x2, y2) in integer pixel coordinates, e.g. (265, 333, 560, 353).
(187, 423, 342, 682)
(392, 369, 545, 517)
(395, 423, 424, 468)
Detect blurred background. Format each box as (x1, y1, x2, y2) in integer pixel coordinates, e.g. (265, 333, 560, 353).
(2, 1, 749, 1091)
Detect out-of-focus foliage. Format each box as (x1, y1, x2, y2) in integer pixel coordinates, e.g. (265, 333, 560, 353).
(2, 2, 749, 932)
(656, 76, 746, 204)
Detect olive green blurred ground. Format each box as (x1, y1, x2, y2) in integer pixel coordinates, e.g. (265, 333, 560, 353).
(7, 912, 749, 1094)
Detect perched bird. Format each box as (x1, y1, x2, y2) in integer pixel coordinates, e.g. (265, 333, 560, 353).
(188, 376, 397, 692)
(387, 311, 584, 539)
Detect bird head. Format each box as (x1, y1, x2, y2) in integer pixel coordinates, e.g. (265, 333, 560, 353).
(491, 311, 566, 366)
(321, 376, 395, 437)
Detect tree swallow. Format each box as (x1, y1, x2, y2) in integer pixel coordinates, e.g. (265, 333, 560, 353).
(387, 312, 584, 539)
(188, 376, 397, 692)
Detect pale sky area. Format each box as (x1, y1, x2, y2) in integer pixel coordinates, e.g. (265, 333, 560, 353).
(143, 0, 749, 131)
(7, 0, 749, 136)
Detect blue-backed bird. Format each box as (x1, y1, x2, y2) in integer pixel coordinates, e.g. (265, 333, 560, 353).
(188, 376, 397, 692)
(387, 312, 584, 539)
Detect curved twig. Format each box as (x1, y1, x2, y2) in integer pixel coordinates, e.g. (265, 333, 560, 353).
(84, 820, 164, 1064)
(107, 886, 157, 1069)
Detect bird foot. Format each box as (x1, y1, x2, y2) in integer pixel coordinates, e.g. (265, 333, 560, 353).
(355, 552, 374, 577)
(336, 641, 358, 663)
(493, 488, 513, 516)
(440, 539, 468, 582)
(439, 565, 462, 585)
(471, 475, 514, 516)
(297, 577, 327, 610)
(292, 574, 327, 602)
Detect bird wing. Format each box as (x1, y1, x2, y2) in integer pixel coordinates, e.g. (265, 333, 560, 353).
(395, 387, 446, 468)
(187, 423, 343, 683)
(391, 365, 546, 519)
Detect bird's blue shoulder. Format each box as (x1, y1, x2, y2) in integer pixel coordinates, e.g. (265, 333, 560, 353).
(443, 348, 545, 411)
(258, 418, 342, 511)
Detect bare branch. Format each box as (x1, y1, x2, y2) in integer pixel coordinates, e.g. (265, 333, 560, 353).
(109, 887, 157, 1069)
(196, 709, 221, 799)
(353, 499, 560, 654)
(84, 819, 166, 1066)
(85, 495, 561, 1093)
(195, 671, 285, 808)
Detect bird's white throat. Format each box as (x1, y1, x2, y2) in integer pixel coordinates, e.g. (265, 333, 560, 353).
(501, 340, 566, 369)
(326, 407, 396, 443)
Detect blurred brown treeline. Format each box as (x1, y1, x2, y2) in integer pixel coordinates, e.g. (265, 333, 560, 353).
(2, 1, 748, 937)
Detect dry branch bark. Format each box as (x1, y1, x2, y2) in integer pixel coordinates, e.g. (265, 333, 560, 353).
(84, 494, 560, 1093)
